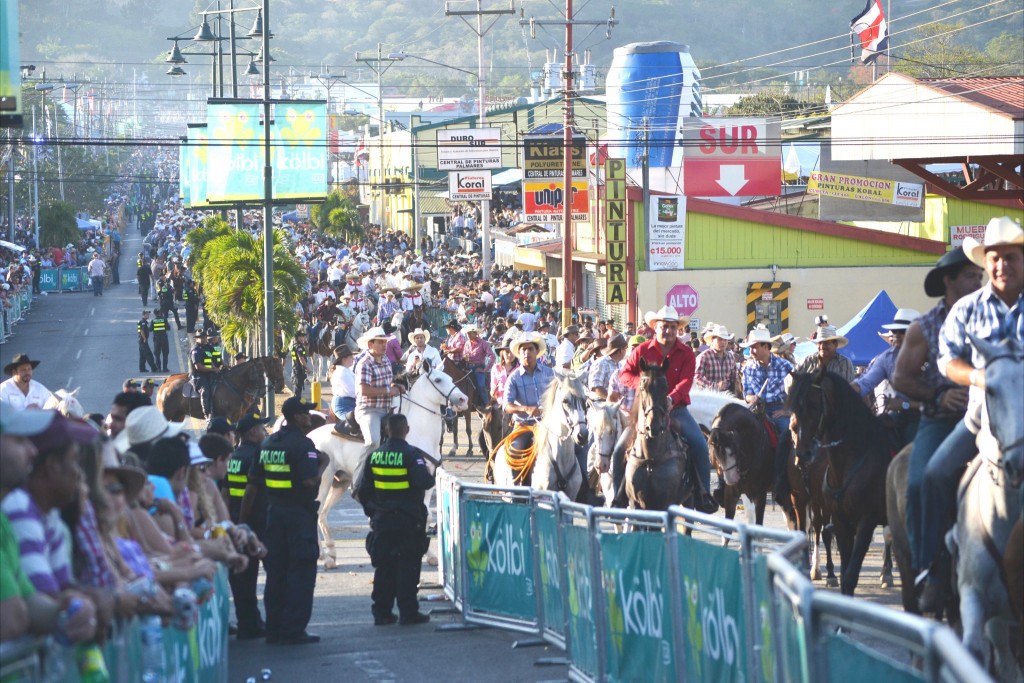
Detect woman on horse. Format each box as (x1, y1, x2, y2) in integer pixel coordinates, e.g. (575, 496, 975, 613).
(490, 342, 519, 406)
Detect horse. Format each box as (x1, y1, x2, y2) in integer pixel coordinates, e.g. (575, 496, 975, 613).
(156, 357, 286, 424)
(308, 311, 369, 380)
(490, 371, 588, 501)
(587, 399, 625, 506)
(441, 354, 486, 457)
(44, 387, 86, 419)
(783, 446, 838, 587)
(952, 334, 1023, 681)
(625, 359, 694, 512)
(307, 360, 468, 569)
(786, 369, 890, 596)
(707, 403, 774, 526)
(479, 402, 508, 461)
(885, 444, 922, 614)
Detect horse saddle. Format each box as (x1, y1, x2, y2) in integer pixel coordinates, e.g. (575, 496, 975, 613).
(182, 381, 198, 399)
(332, 412, 363, 442)
(760, 416, 779, 450)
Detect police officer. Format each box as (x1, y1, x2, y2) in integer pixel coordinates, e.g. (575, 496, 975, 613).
(229, 411, 272, 640)
(246, 397, 327, 645)
(138, 309, 159, 373)
(206, 327, 225, 371)
(150, 308, 171, 372)
(137, 252, 152, 306)
(183, 280, 200, 335)
(158, 276, 182, 329)
(357, 413, 435, 626)
(190, 329, 219, 421)
(289, 331, 310, 399)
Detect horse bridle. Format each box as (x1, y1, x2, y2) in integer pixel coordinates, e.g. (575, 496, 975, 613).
(395, 370, 462, 416)
(805, 379, 842, 449)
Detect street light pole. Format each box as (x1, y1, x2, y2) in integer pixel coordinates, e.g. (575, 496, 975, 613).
(259, 0, 275, 419)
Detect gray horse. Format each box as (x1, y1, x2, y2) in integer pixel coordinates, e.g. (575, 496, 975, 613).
(953, 334, 1023, 681)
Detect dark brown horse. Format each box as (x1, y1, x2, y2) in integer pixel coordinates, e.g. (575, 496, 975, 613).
(441, 354, 485, 457)
(886, 444, 919, 613)
(785, 449, 838, 588)
(479, 402, 509, 459)
(157, 357, 285, 423)
(707, 403, 773, 525)
(625, 359, 694, 512)
(787, 368, 889, 596)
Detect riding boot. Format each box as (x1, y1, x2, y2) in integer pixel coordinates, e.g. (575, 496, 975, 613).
(483, 451, 495, 484)
(916, 546, 951, 614)
(773, 432, 793, 505)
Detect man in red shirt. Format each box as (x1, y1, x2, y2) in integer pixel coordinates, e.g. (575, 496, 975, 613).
(615, 305, 718, 514)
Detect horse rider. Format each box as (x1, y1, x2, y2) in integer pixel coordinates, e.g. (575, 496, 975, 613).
(555, 324, 581, 370)
(376, 290, 400, 326)
(588, 333, 628, 402)
(354, 327, 406, 467)
(189, 329, 220, 423)
(401, 327, 442, 374)
(207, 327, 225, 370)
(183, 279, 200, 335)
(245, 397, 327, 645)
(0, 353, 52, 410)
(771, 333, 799, 364)
(617, 305, 719, 515)
(150, 308, 171, 373)
(381, 321, 404, 371)
(538, 321, 559, 367)
(440, 321, 467, 362)
(311, 295, 338, 346)
(738, 327, 795, 506)
(357, 413, 434, 626)
(137, 309, 159, 373)
(461, 324, 496, 408)
(329, 346, 357, 418)
(694, 324, 739, 394)
(796, 325, 855, 381)
(892, 246, 982, 582)
(136, 252, 152, 306)
(916, 216, 1023, 613)
(852, 308, 923, 448)
(158, 275, 182, 330)
(289, 331, 311, 400)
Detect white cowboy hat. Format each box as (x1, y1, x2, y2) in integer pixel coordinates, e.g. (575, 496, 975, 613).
(463, 324, 480, 335)
(357, 326, 391, 350)
(771, 332, 801, 347)
(880, 308, 921, 332)
(510, 331, 547, 357)
(739, 327, 774, 348)
(962, 216, 1023, 268)
(809, 325, 849, 348)
(702, 324, 734, 345)
(644, 305, 683, 326)
(112, 406, 184, 454)
(407, 327, 431, 344)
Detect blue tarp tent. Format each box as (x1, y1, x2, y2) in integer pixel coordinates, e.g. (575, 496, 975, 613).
(794, 290, 898, 367)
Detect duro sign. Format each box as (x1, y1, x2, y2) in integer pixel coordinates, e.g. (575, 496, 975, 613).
(448, 170, 492, 201)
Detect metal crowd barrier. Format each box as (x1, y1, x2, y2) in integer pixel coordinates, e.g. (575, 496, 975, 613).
(434, 468, 993, 683)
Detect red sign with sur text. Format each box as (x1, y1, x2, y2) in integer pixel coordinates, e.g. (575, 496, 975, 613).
(682, 117, 781, 197)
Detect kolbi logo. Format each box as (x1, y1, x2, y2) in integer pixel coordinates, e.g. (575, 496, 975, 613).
(701, 586, 741, 666)
(465, 521, 488, 587)
(566, 553, 591, 619)
(486, 522, 528, 579)
(606, 568, 670, 662)
(539, 531, 560, 591)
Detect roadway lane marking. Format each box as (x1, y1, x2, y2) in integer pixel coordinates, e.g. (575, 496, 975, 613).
(84, 328, 89, 336)
(67, 376, 73, 388)
(90, 307, 95, 316)
(76, 349, 82, 360)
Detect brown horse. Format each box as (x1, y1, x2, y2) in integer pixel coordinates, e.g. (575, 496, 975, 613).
(441, 354, 485, 457)
(625, 359, 694, 512)
(787, 368, 889, 596)
(157, 357, 285, 423)
(886, 444, 919, 613)
(784, 446, 838, 588)
(479, 402, 509, 459)
(707, 403, 773, 525)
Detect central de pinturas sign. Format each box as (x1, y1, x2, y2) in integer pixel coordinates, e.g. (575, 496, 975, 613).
(436, 128, 503, 171)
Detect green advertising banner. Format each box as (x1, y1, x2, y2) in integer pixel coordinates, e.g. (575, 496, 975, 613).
(39, 268, 59, 292)
(438, 477, 460, 600)
(206, 101, 262, 203)
(826, 632, 925, 683)
(463, 499, 535, 621)
(0, 0, 22, 128)
(186, 124, 210, 208)
(676, 534, 747, 683)
(599, 531, 676, 683)
(751, 553, 777, 683)
(59, 267, 83, 292)
(271, 102, 328, 200)
(534, 506, 563, 638)
(564, 523, 599, 678)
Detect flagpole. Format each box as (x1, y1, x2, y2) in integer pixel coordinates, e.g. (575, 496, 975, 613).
(887, 0, 892, 75)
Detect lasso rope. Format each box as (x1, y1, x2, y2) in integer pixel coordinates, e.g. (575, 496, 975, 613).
(494, 425, 539, 486)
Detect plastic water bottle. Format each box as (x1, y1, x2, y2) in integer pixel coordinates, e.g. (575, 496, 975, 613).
(140, 615, 166, 683)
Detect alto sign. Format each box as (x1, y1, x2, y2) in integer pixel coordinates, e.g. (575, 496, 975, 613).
(448, 170, 492, 201)
(682, 117, 781, 197)
(666, 284, 699, 317)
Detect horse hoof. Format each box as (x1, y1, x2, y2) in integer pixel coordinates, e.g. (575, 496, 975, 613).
(879, 573, 894, 588)
(811, 567, 821, 581)
(323, 559, 337, 570)
(826, 577, 839, 588)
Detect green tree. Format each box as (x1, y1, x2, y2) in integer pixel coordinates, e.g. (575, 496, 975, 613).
(183, 216, 232, 278)
(894, 23, 989, 78)
(726, 89, 807, 116)
(38, 201, 79, 248)
(310, 189, 363, 242)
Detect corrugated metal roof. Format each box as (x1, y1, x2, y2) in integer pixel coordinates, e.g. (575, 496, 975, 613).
(919, 77, 1024, 118)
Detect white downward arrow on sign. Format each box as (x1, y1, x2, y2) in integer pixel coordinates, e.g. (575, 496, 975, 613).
(716, 165, 749, 196)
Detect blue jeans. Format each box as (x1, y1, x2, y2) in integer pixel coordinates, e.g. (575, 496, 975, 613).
(906, 413, 958, 570)
(91, 275, 103, 296)
(918, 420, 975, 570)
(671, 405, 711, 493)
(473, 370, 489, 405)
(332, 395, 355, 417)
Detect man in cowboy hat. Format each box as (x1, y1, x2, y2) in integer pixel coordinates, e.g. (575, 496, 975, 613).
(401, 328, 442, 374)
(0, 354, 53, 410)
(618, 305, 719, 514)
(917, 215, 1023, 612)
(739, 326, 796, 504)
(497, 332, 554, 474)
(354, 327, 405, 454)
(892, 246, 982, 579)
(462, 324, 496, 407)
(440, 320, 467, 363)
(853, 308, 922, 446)
(695, 324, 738, 394)
(589, 333, 628, 401)
(796, 325, 855, 382)
(376, 290, 400, 326)
(289, 330, 311, 400)
(555, 325, 581, 371)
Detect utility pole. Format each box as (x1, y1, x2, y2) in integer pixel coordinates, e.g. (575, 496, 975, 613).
(356, 45, 403, 229)
(444, 0, 513, 280)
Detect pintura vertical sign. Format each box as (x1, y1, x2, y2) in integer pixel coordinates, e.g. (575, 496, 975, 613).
(605, 158, 627, 305)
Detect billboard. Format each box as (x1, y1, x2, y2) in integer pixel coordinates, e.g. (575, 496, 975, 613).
(184, 124, 210, 209)
(0, 0, 22, 128)
(437, 128, 502, 170)
(817, 142, 926, 221)
(448, 170, 492, 201)
(808, 171, 923, 208)
(648, 195, 686, 270)
(206, 101, 262, 203)
(271, 101, 328, 200)
(681, 117, 781, 197)
(522, 135, 589, 222)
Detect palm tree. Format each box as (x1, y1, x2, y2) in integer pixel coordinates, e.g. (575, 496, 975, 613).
(311, 189, 363, 242)
(183, 216, 232, 281)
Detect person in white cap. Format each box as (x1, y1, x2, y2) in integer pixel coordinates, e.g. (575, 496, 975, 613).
(694, 324, 738, 394)
(616, 305, 718, 514)
(917, 215, 1023, 612)
(796, 325, 855, 382)
(853, 308, 922, 446)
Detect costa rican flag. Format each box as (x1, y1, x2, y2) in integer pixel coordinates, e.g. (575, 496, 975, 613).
(354, 137, 369, 167)
(850, 0, 889, 65)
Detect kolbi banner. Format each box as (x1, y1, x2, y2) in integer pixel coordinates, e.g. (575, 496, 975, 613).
(205, 101, 262, 203)
(271, 101, 328, 200)
(185, 124, 210, 208)
(463, 499, 535, 621)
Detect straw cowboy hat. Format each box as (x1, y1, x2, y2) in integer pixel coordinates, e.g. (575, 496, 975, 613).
(4, 353, 41, 375)
(463, 324, 480, 335)
(112, 406, 185, 454)
(702, 324, 735, 345)
(962, 216, 1023, 268)
(880, 308, 921, 332)
(643, 305, 684, 326)
(407, 327, 431, 345)
(739, 327, 774, 348)
(357, 326, 390, 350)
(809, 325, 848, 348)
(510, 332, 548, 357)
(771, 332, 801, 348)
(102, 446, 147, 500)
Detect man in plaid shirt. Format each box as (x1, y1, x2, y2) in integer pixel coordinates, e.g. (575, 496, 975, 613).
(355, 327, 404, 452)
(695, 324, 738, 394)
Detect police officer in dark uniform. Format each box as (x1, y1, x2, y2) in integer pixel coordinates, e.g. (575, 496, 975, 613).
(357, 413, 435, 626)
(136, 252, 152, 306)
(245, 397, 327, 645)
(158, 275, 182, 329)
(183, 280, 200, 335)
(150, 308, 171, 372)
(229, 411, 272, 640)
(289, 331, 310, 399)
(190, 329, 219, 421)
(137, 309, 159, 373)
(206, 327, 225, 371)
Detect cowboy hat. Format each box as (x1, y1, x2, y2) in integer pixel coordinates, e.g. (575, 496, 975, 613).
(463, 324, 480, 335)
(602, 333, 628, 355)
(739, 327, 774, 348)
(702, 324, 735, 345)
(510, 332, 547, 357)
(808, 325, 848, 348)
(644, 305, 685, 326)
(923, 247, 972, 297)
(4, 353, 41, 375)
(357, 326, 390, 350)
(880, 308, 921, 332)
(407, 328, 431, 344)
(771, 332, 800, 348)
(102, 446, 147, 500)
(962, 216, 1023, 268)
(112, 406, 185, 454)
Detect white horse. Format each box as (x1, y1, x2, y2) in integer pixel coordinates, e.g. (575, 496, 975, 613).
(688, 388, 745, 431)
(308, 361, 468, 569)
(311, 310, 370, 381)
(952, 334, 1023, 681)
(44, 387, 86, 419)
(491, 371, 588, 500)
(587, 399, 625, 506)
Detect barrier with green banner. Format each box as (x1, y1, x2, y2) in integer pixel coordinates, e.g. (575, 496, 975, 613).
(59, 267, 84, 292)
(534, 504, 563, 640)
(39, 268, 58, 292)
(751, 554, 777, 683)
(437, 474, 461, 604)
(563, 521, 599, 679)
(462, 498, 535, 622)
(599, 531, 676, 683)
(826, 633, 926, 683)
